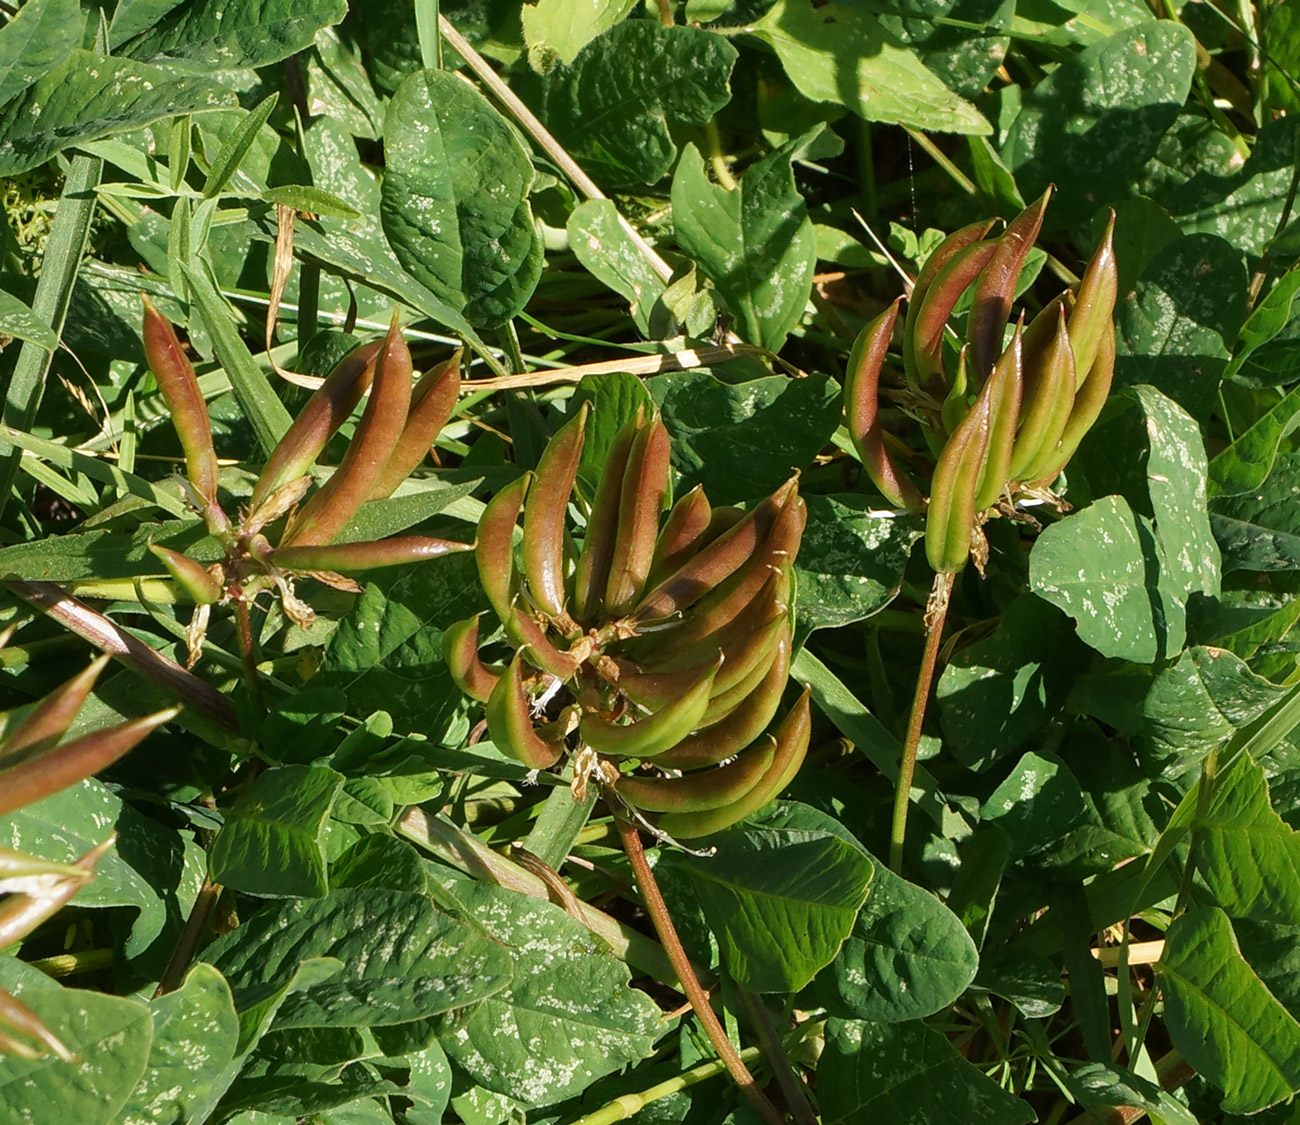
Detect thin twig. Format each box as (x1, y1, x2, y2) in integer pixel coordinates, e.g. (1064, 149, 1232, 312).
(154, 874, 222, 997)
(7, 580, 240, 733)
(739, 990, 818, 1125)
(465, 344, 758, 392)
(890, 570, 953, 872)
(615, 817, 786, 1125)
(438, 16, 673, 284)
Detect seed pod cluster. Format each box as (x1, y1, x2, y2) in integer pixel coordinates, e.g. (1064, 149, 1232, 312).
(445, 406, 810, 839)
(843, 190, 1118, 575)
(140, 306, 471, 644)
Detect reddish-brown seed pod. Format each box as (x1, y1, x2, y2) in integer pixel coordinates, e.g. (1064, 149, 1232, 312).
(476, 473, 531, 625)
(522, 403, 589, 617)
(149, 542, 224, 605)
(910, 241, 1000, 389)
(972, 317, 1025, 513)
(0, 837, 114, 952)
(270, 536, 473, 574)
(573, 413, 641, 623)
(604, 412, 671, 615)
(0, 655, 110, 761)
(646, 485, 712, 588)
(442, 614, 501, 703)
(485, 651, 564, 770)
(369, 350, 463, 500)
(616, 741, 776, 813)
(282, 315, 414, 547)
(142, 299, 221, 508)
(250, 340, 382, 514)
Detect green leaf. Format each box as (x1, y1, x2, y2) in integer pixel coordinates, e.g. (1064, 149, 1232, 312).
(0, 0, 84, 112)
(747, 0, 990, 135)
(670, 140, 814, 351)
(937, 594, 1084, 771)
(1208, 381, 1300, 498)
(202, 92, 279, 198)
(1160, 906, 1300, 1114)
(109, 0, 187, 47)
(261, 184, 362, 221)
(819, 1018, 1035, 1124)
(118, 963, 240, 1125)
(982, 750, 1090, 856)
(204, 887, 515, 1029)
(0, 287, 53, 347)
(181, 260, 294, 453)
(0, 49, 237, 177)
(1141, 647, 1286, 778)
(1002, 22, 1196, 225)
(332, 479, 479, 545)
(433, 880, 662, 1105)
(881, 0, 1013, 99)
(667, 802, 874, 992)
(1226, 266, 1300, 382)
(1210, 452, 1300, 573)
(648, 370, 841, 505)
(1064, 1063, 1199, 1125)
(1235, 918, 1300, 1022)
(2, 778, 205, 959)
(1132, 384, 1220, 599)
(1194, 752, 1300, 926)
(794, 496, 924, 633)
(568, 200, 666, 336)
(517, 21, 736, 189)
(0, 987, 152, 1125)
(1116, 233, 1246, 422)
(121, 0, 348, 72)
(1030, 495, 1186, 664)
(381, 68, 542, 328)
(330, 834, 427, 892)
(209, 764, 344, 899)
(521, 0, 637, 70)
(816, 859, 978, 1023)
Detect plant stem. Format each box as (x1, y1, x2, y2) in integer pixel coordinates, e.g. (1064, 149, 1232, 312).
(704, 120, 738, 190)
(890, 570, 953, 872)
(615, 817, 785, 1125)
(154, 873, 222, 997)
(28, 948, 114, 978)
(739, 989, 817, 1125)
(571, 1046, 764, 1125)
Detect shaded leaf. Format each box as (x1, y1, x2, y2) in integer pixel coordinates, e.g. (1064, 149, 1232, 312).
(1064, 1063, 1198, 1125)
(0, 0, 83, 113)
(1208, 381, 1300, 499)
(568, 200, 666, 336)
(982, 750, 1090, 857)
(1210, 452, 1300, 573)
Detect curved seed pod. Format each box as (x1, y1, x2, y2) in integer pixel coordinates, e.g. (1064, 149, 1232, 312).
(1066, 211, 1117, 384)
(148, 542, 224, 605)
(616, 742, 776, 813)
(250, 340, 381, 513)
(699, 505, 747, 544)
(1029, 318, 1115, 486)
(142, 299, 220, 508)
(709, 610, 787, 698)
(966, 189, 1052, 379)
(646, 485, 712, 587)
(605, 413, 671, 615)
(476, 473, 531, 624)
(910, 241, 1000, 388)
(1019, 293, 1071, 377)
(844, 299, 922, 510)
(369, 350, 463, 500)
(1, 654, 110, 761)
(0, 708, 180, 817)
(271, 535, 473, 574)
(573, 413, 641, 623)
(442, 615, 501, 703)
(522, 403, 589, 617)
(0, 836, 113, 950)
(699, 619, 787, 727)
(651, 565, 789, 671)
(653, 628, 791, 770)
(618, 655, 720, 712)
(1008, 307, 1076, 484)
(657, 687, 811, 839)
(579, 659, 719, 759)
(903, 219, 998, 386)
(0, 987, 74, 1060)
(634, 478, 798, 623)
(925, 346, 993, 574)
(506, 602, 579, 681)
(939, 346, 972, 437)
(485, 650, 563, 770)
(284, 316, 414, 547)
(972, 317, 1025, 512)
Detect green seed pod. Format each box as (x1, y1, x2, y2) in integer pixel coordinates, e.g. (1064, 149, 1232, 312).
(1030, 318, 1115, 486)
(844, 299, 922, 510)
(270, 535, 472, 574)
(369, 350, 462, 500)
(605, 412, 671, 615)
(579, 659, 719, 759)
(972, 317, 1025, 513)
(656, 687, 810, 839)
(250, 339, 381, 514)
(283, 315, 414, 547)
(522, 403, 589, 618)
(966, 188, 1052, 380)
(925, 346, 993, 575)
(1008, 306, 1077, 484)
(699, 617, 790, 727)
(442, 614, 501, 703)
(903, 220, 997, 388)
(485, 650, 564, 770)
(148, 542, 224, 605)
(940, 346, 972, 437)
(616, 741, 775, 813)
(505, 602, 579, 681)
(476, 473, 531, 625)
(1066, 211, 1117, 385)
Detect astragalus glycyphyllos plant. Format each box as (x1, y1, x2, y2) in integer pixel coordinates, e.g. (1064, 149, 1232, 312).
(0, 644, 176, 1059)
(843, 189, 1118, 870)
(142, 303, 471, 665)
